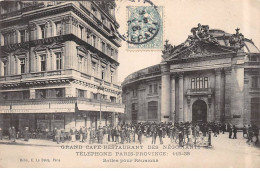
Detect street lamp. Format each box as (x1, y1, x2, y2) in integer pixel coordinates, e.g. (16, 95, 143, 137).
(97, 82, 104, 127)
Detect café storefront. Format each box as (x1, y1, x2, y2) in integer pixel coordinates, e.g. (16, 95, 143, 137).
(0, 98, 124, 136)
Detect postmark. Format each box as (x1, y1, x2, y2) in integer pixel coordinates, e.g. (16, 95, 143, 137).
(127, 6, 163, 50)
(115, 0, 164, 50)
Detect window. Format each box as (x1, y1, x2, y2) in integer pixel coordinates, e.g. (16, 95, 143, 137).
(77, 89, 85, 98)
(249, 56, 258, 62)
(40, 24, 45, 38)
(93, 93, 98, 100)
(55, 52, 62, 70)
(3, 33, 10, 45)
(251, 98, 260, 120)
(110, 96, 116, 103)
(55, 22, 62, 36)
(131, 103, 138, 123)
(149, 85, 153, 94)
(199, 77, 203, 88)
(91, 62, 96, 76)
(252, 76, 259, 88)
(110, 71, 113, 83)
(36, 89, 46, 99)
(148, 101, 158, 120)
(154, 84, 158, 94)
(196, 77, 200, 89)
(3, 61, 7, 76)
(101, 16, 106, 26)
(22, 91, 29, 99)
(133, 89, 137, 97)
(111, 48, 114, 58)
(55, 88, 64, 98)
(204, 77, 208, 88)
(191, 78, 195, 89)
(79, 25, 83, 39)
(20, 58, 25, 74)
(40, 55, 46, 71)
(92, 35, 96, 47)
(20, 30, 25, 43)
(101, 66, 105, 80)
(191, 77, 209, 89)
(102, 42, 106, 53)
(78, 55, 83, 71)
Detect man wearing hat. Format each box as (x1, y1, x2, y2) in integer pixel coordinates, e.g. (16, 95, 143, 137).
(158, 126, 163, 144)
(228, 124, 233, 139)
(89, 127, 95, 144)
(137, 126, 142, 144)
(152, 126, 157, 144)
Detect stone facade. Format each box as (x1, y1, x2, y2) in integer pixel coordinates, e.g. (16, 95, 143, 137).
(122, 25, 260, 127)
(0, 1, 124, 133)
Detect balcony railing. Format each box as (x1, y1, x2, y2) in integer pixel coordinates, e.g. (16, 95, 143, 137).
(0, 69, 121, 90)
(186, 88, 213, 96)
(0, 97, 123, 106)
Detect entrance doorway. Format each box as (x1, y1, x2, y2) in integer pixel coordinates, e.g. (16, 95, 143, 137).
(192, 100, 207, 122)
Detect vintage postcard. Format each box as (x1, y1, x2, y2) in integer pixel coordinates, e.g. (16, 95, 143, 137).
(0, 0, 259, 168)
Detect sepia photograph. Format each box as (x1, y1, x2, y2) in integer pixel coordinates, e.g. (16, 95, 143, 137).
(0, 0, 259, 168)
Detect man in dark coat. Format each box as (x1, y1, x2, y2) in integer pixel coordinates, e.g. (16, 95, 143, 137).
(89, 127, 95, 144)
(137, 127, 142, 144)
(247, 125, 253, 143)
(179, 129, 184, 147)
(229, 124, 233, 139)
(152, 127, 157, 144)
(107, 126, 111, 142)
(158, 126, 163, 144)
(233, 125, 237, 139)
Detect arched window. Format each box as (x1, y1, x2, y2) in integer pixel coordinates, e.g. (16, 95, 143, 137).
(148, 101, 158, 120)
(132, 103, 138, 123)
(251, 98, 260, 120)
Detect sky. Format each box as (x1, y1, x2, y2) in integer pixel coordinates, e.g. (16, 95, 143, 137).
(115, 0, 260, 83)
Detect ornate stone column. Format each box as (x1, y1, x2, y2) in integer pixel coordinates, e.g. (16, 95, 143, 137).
(161, 63, 171, 122)
(214, 68, 222, 122)
(178, 72, 184, 122)
(224, 67, 232, 122)
(170, 74, 176, 122)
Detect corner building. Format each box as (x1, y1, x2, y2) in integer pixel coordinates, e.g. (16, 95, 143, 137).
(122, 24, 260, 127)
(0, 1, 124, 133)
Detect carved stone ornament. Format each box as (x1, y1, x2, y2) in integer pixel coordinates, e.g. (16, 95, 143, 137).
(229, 28, 245, 49)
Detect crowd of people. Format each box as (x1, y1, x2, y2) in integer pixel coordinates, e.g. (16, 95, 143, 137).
(0, 122, 259, 147)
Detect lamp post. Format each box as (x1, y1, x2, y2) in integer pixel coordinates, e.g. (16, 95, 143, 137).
(97, 83, 104, 127)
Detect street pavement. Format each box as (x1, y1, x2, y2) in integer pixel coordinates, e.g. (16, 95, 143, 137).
(0, 132, 259, 167)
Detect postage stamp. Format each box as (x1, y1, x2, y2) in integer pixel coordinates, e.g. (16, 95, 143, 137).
(127, 6, 164, 50)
